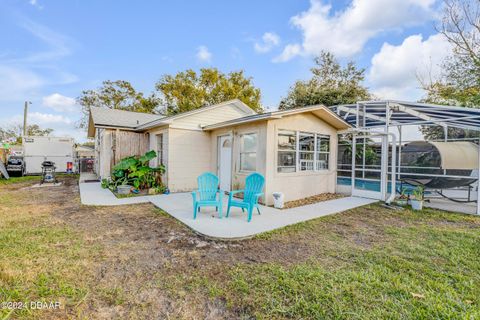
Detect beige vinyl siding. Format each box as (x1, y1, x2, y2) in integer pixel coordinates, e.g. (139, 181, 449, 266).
(171, 104, 250, 130)
(264, 113, 338, 205)
(167, 128, 212, 192)
(210, 113, 338, 205)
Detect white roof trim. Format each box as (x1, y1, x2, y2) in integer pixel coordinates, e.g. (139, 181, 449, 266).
(203, 105, 351, 130)
(136, 99, 256, 130)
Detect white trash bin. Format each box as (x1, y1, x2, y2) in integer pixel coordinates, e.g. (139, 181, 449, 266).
(272, 192, 284, 209)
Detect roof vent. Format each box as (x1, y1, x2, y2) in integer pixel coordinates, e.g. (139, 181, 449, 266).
(137, 120, 139, 124)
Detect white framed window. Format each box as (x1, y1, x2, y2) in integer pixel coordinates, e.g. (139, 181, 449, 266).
(316, 135, 330, 170)
(239, 133, 257, 172)
(277, 130, 330, 173)
(277, 130, 296, 173)
(299, 132, 315, 171)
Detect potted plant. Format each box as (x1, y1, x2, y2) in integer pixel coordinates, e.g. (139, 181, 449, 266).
(117, 179, 132, 195)
(395, 188, 409, 206)
(411, 186, 424, 210)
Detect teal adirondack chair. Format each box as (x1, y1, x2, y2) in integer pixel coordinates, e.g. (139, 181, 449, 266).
(191, 172, 223, 219)
(227, 173, 265, 222)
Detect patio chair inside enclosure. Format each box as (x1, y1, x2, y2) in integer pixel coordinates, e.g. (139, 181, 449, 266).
(227, 173, 265, 222)
(191, 172, 223, 219)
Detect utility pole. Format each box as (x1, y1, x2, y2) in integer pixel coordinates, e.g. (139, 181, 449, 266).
(23, 101, 31, 137)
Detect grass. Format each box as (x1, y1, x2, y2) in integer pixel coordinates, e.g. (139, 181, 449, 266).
(1, 175, 479, 319)
(226, 234, 479, 319)
(0, 175, 40, 185)
(0, 181, 99, 319)
(114, 191, 149, 199)
(164, 206, 480, 319)
(0, 174, 79, 185)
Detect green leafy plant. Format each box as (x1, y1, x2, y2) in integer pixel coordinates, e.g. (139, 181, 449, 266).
(106, 150, 166, 192)
(398, 188, 408, 200)
(101, 178, 110, 189)
(412, 186, 424, 201)
(155, 185, 167, 194)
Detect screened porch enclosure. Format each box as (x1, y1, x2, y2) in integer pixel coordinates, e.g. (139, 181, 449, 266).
(331, 101, 480, 215)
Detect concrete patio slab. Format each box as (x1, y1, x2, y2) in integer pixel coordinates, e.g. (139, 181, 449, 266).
(149, 193, 377, 239)
(79, 182, 377, 238)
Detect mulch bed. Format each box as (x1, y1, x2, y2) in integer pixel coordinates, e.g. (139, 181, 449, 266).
(282, 193, 345, 209)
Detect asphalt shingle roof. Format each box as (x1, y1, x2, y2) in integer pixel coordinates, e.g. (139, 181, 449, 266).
(90, 106, 163, 128)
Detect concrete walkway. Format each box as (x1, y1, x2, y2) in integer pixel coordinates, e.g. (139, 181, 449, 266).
(79, 172, 99, 183)
(79, 182, 156, 206)
(79, 182, 377, 239)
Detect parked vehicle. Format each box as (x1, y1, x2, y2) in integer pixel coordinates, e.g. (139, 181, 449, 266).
(23, 136, 75, 175)
(6, 155, 25, 176)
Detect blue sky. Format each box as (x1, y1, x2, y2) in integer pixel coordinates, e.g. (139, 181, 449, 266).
(0, 0, 450, 142)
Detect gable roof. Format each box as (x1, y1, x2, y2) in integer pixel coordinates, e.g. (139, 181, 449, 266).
(87, 107, 164, 137)
(135, 99, 256, 130)
(89, 107, 163, 128)
(202, 105, 351, 130)
(87, 99, 257, 138)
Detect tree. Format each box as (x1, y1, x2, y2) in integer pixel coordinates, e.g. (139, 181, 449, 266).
(0, 124, 54, 144)
(26, 124, 54, 136)
(420, 125, 479, 140)
(155, 68, 262, 115)
(420, 0, 480, 107)
(279, 52, 371, 110)
(419, 0, 480, 140)
(77, 80, 161, 128)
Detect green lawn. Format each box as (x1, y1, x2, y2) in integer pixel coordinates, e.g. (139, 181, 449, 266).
(0, 175, 40, 185)
(0, 182, 99, 319)
(0, 174, 79, 185)
(161, 207, 480, 319)
(0, 176, 479, 319)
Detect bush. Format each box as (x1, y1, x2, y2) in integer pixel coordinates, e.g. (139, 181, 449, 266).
(102, 150, 166, 191)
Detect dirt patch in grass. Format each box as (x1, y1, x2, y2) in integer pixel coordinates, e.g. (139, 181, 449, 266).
(1, 176, 479, 319)
(282, 193, 345, 209)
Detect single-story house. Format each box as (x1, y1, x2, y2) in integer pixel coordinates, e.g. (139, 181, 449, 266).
(87, 99, 350, 205)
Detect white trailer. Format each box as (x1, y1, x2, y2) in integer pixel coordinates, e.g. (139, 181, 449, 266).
(23, 136, 75, 175)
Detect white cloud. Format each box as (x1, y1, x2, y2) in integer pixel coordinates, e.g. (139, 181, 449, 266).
(1, 112, 73, 130)
(0, 111, 83, 140)
(28, 112, 73, 125)
(18, 19, 72, 63)
(368, 33, 452, 100)
(0, 66, 44, 100)
(254, 32, 280, 53)
(42, 93, 77, 113)
(272, 44, 302, 63)
(196, 45, 212, 62)
(0, 18, 76, 102)
(29, 0, 43, 9)
(276, 0, 437, 61)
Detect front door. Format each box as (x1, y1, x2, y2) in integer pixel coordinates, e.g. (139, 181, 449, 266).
(218, 135, 232, 191)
